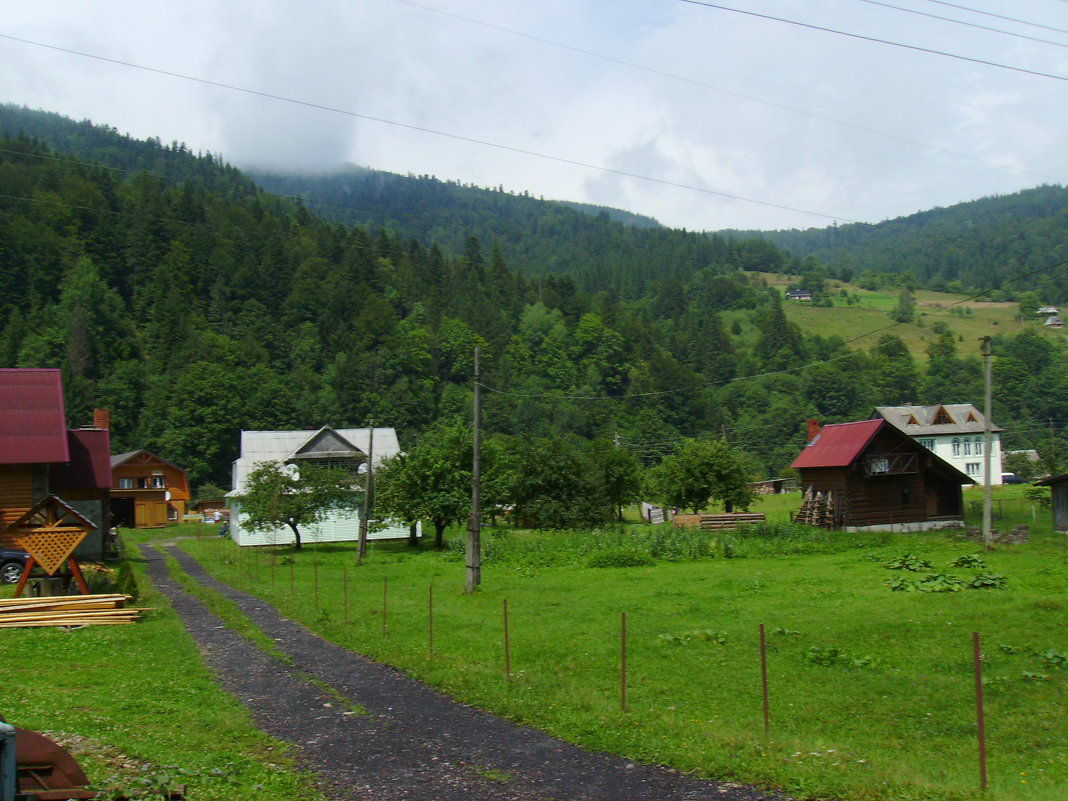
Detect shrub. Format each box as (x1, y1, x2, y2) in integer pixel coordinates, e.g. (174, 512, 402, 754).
(586, 549, 655, 568)
(968, 572, 1007, 589)
(950, 553, 986, 569)
(884, 553, 933, 571)
(803, 645, 880, 669)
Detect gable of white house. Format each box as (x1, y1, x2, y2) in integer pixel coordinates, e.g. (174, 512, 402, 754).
(226, 427, 417, 546)
(873, 405, 1005, 485)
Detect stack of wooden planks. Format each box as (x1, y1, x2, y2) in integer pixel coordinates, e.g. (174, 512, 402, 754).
(0, 594, 148, 628)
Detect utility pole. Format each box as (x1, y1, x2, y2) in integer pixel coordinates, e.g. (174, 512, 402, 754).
(980, 337, 993, 552)
(466, 347, 482, 593)
(358, 422, 375, 564)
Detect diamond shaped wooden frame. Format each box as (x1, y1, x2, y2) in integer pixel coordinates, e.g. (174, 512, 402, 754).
(2, 495, 94, 597)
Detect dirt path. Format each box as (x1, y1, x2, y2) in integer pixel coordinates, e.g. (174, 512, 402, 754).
(141, 544, 787, 801)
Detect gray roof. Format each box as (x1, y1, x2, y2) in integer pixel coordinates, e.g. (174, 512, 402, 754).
(873, 404, 1005, 436)
(228, 426, 401, 496)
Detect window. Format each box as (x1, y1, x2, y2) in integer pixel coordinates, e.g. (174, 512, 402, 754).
(868, 457, 889, 474)
(118, 477, 134, 489)
(952, 438, 961, 456)
(919, 439, 935, 451)
(150, 476, 166, 489)
(966, 462, 981, 476)
(974, 438, 982, 456)
(963, 439, 971, 456)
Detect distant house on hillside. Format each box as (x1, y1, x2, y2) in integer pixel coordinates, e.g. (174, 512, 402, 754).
(226, 426, 416, 547)
(1043, 316, 1064, 329)
(786, 289, 812, 302)
(791, 418, 971, 531)
(1036, 306, 1059, 315)
(872, 404, 1004, 485)
(110, 450, 191, 528)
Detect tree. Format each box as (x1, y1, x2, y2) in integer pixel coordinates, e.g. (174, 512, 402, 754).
(238, 461, 359, 550)
(644, 439, 754, 514)
(374, 421, 471, 549)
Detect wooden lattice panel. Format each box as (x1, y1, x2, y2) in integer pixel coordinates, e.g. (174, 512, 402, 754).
(15, 529, 88, 575)
(3, 495, 94, 577)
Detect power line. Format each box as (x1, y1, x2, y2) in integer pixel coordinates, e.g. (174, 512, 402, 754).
(856, 0, 1068, 50)
(679, 0, 1068, 82)
(923, 0, 1068, 37)
(0, 32, 854, 225)
(391, 0, 1055, 184)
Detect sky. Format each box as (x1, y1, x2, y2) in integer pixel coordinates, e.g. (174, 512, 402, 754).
(3, 0, 1068, 232)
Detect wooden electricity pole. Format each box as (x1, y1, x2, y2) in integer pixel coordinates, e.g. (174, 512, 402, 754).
(980, 337, 993, 551)
(358, 423, 375, 564)
(466, 347, 482, 593)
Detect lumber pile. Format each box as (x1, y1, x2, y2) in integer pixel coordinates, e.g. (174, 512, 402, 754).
(0, 594, 148, 628)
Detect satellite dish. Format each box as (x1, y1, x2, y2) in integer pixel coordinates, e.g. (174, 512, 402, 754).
(164, 490, 172, 501)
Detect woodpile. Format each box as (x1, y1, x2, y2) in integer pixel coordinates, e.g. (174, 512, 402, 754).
(0, 594, 148, 628)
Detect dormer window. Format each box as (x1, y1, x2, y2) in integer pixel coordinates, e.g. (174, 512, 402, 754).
(933, 407, 954, 425)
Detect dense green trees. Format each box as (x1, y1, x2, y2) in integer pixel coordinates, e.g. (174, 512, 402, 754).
(2, 103, 1068, 513)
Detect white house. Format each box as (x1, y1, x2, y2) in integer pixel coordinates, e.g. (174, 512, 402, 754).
(226, 426, 417, 547)
(872, 404, 1005, 485)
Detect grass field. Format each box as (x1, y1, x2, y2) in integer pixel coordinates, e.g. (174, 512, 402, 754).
(2, 488, 1063, 801)
(169, 489, 1067, 801)
(0, 531, 327, 801)
(753, 272, 1066, 365)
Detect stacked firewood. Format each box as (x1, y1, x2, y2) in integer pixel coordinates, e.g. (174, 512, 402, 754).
(0, 594, 148, 628)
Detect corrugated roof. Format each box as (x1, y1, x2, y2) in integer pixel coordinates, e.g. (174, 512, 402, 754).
(791, 420, 884, 469)
(0, 368, 70, 465)
(52, 429, 112, 491)
(873, 404, 1004, 435)
(228, 428, 401, 495)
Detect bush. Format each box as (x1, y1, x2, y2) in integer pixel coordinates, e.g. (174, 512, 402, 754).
(586, 549, 655, 568)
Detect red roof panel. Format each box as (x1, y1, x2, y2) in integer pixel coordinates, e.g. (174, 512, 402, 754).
(791, 419, 884, 469)
(0, 369, 69, 465)
(51, 429, 112, 491)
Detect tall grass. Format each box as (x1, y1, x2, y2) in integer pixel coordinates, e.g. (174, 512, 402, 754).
(464, 521, 893, 567)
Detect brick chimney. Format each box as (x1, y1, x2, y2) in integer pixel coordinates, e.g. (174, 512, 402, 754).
(806, 419, 821, 442)
(93, 409, 110, 430)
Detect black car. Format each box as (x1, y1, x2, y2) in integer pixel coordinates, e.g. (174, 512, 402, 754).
(0, 548, 29, 584)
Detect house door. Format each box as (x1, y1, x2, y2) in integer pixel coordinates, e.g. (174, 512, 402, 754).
(135, 500, 168, 528)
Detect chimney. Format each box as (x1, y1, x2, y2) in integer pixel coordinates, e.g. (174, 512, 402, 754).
(93, 409, 110, 430)
(806, 419, 821, 442)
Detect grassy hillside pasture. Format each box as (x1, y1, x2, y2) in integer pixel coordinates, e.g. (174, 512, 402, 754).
(754, 273, 1066, 365)
(175, 494, 1067, 801)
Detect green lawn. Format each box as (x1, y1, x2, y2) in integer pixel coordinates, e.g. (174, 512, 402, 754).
(173, 494, 1067, 801)
(0, 531, 327, 801)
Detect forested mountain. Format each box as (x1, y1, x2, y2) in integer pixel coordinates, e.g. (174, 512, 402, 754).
(2, 104, 1067, 499)
(735, 185, 1068, 303)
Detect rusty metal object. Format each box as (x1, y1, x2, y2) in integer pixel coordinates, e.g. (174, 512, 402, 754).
(13, 726, 97, 799)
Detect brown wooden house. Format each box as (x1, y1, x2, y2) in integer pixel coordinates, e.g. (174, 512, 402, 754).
(0, 369, 111, 558)
(110, 450, 191, 528)
(791, 419, 973, 531)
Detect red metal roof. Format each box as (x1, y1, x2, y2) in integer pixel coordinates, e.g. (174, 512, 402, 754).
(0, 369, 69, 465)
(51, 429, 113, 491)
(791, 419, 884, 469)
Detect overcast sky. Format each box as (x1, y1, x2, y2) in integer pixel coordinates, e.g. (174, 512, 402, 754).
(3, 0, 1068, 232)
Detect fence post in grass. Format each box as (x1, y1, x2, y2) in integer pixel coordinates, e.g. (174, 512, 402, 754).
(428, 584, 433, 657)
(621, 611, 627, 713)
(503, 599, 511, 680)
(383, 576, 388, 637)
(760, 623, 770, 734)
(973, 632, 988, 792)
